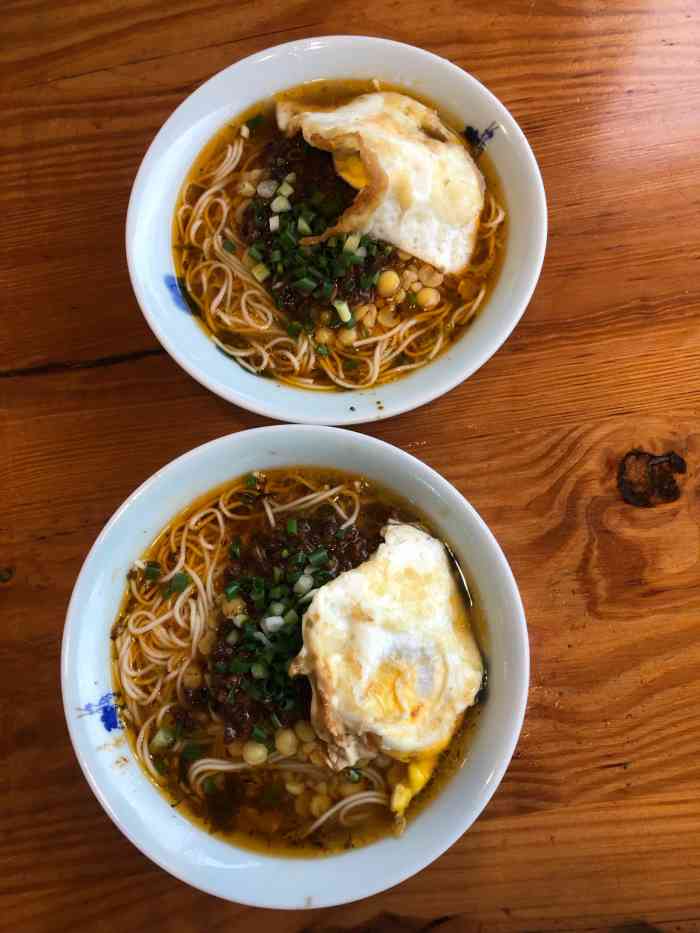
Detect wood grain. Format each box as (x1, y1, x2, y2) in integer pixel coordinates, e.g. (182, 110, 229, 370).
(2, 1, 700, 931)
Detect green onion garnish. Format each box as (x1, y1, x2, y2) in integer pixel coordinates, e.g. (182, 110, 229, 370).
(251, 725, 268, 742)
(287, 518, 298, 535)
(224, 581, 241, 599)
(248, 244, 263, 261)
(150, 727, 175, 752)
(251, 662, 269, 680)
(309, 547, 329, 567)
(332, 300, 352, 324)
(297, 216, 312, 236)
(144, 561, 161, 581)
(245, 474, 257, 488)
(247, 114, 265, 131)
(223, 239, 236, 253)
(161, 571, 190, 597)
(252, 262, 270, 282)
(229, 538, 241, 559)
(283, 608, 299, 626)
(229, 658, 250, 674)
(293, 276, 316, 293)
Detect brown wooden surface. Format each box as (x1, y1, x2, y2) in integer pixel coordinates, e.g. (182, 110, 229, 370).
(3, 2, 700, 931)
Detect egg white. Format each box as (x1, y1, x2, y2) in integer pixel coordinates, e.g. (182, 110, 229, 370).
(276, 92, 485, 274)
(289, 523, 483, 771)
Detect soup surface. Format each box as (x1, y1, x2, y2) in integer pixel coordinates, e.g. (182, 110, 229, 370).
(112, 469, 485, 856)
(173, 79, 505, 391)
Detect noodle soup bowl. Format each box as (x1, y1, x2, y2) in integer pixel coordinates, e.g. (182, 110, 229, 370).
(126, 36, 546, 425)
(62, 425, 528, 907)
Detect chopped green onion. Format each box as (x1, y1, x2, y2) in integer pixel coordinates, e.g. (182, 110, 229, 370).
(406, 291, 418, 306)
(294, 573, 314, 595)
(214, 660, 228, 673)
(251, 661, 269, 680)
(269, 584, 288, 598)
(273, 567, 284, 584)
(268, 601, 286, 616)
(344, 233, 361, 253)
(248, 244, 263, 261)
(153, 757, 168, 775)
(283, 608, 299, 626)
(271, 712, 283, 730)
(309, 547, 329, 567)
(150, 727, 175, 752)
(161, 571, 190, 597)
(332, 300, 352, 324)
(269, 215, 280, 232)
(297, 216, 312, 236)
(181, 743, 204, 762)
(284, 172, 296, 183)
(229, 658, 250, 674)
(279, 229, 297, 250)
(319, 281, 334, 299)
(271, 195, 291, 213)
(229, 538, 241, 559)
(277, 181, 294, 198)
(251, 725, 268, 742)
(355, 246, 367, 258)
(245, 474, 257, 488)
(224, 581, 241, 599)
(252, 262, 271, 282)
(247, 114, 265, 131)
(293, 276, 316, 293)
(346, 767, 362, 783)
(144, 560, 161, 581)
(233, 613, 249, 628)
(223, 239, 236, 253)
(225, 629, 239, 646)
(287, 518, 298, 535)
(270, 249, 282, 262)
(316, 345, 330, 357)
(287, 322, 302, 338)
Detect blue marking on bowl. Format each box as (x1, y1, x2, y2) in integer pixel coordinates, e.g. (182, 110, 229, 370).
(77, 692, 123, 733)
(464, 122, 500, 155)
(164, 274, 190, 312)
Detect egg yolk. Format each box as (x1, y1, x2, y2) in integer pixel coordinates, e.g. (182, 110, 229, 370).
(389, 755, 438, 816)
(333, 150, 368, 189)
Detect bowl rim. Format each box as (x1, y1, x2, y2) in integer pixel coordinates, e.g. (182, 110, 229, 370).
(61, 428, 529, 908)
(125, 35, 547, 426)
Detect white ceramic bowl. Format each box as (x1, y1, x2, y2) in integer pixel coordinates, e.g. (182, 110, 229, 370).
(62, 426, 528, 908)
(126, 36, 546, 425)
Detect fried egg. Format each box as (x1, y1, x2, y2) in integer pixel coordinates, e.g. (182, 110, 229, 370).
(288, 522, 483, 808)
(276, 92, 485, 274)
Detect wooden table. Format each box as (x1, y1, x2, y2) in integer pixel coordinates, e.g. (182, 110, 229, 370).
(3, 2, 700, 931)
